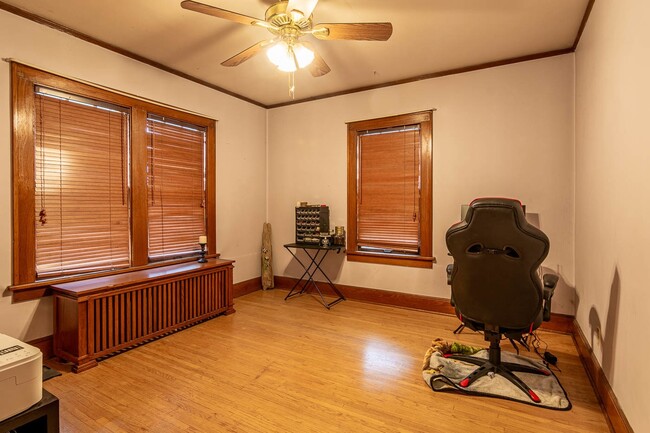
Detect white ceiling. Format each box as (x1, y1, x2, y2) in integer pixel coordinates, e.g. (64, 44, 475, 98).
(2, 0, 590, 107)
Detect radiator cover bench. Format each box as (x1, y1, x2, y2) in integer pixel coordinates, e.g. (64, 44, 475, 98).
(51, 259, 234, 372)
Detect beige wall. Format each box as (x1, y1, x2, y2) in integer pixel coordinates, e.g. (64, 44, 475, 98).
(0, 7, 582, 407)
(268, 55, 576, 314)
(575, 0, 650, 430)
(0, 10, 267, 341)
(5, 3, 645, 426)
(8, 3, 639, 426)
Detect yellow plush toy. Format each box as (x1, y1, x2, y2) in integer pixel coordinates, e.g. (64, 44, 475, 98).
(422, 338, 482, 374)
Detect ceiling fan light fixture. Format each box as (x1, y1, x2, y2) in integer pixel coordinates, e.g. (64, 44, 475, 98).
(293, 43, 315, 67)
(181, 0, 393, 100)
(289, 9, 305, 22)
(277, 62, 297, 73)
(266, 40, 314, 72)
(266, 41, 288, 66)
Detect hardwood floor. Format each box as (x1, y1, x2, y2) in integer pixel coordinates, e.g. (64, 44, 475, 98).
(44, 289, 609, 432)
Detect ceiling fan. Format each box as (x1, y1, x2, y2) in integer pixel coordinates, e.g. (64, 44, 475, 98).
(180, 0, 393, 80)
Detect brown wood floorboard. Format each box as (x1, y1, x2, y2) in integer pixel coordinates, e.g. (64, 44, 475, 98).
(44, 290, 609, 433)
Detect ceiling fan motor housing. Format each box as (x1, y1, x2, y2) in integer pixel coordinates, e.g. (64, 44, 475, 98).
(266, 1, 312, 32)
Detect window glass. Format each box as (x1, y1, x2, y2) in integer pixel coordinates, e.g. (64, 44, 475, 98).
(147, 115, 207, 260)
(34, 91, 130, 277)
(357, 125, 421, 255)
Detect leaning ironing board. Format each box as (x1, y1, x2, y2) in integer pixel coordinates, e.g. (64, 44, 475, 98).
(283, 243, 346, 309)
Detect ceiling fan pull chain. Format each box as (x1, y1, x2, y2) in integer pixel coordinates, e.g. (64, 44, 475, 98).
(289, 71, 296, 99)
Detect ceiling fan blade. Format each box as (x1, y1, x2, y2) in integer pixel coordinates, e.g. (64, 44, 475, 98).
(287, 0, 319, 17)
(181, 0, 261, 26)
(309, 53, 331, 77)
(302, 42, 330, 77)
(312, 23, 393, 41)
(221, 40, 274, 67)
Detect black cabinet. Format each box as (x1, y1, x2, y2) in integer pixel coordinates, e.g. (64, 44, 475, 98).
(0, 389, 59, 433)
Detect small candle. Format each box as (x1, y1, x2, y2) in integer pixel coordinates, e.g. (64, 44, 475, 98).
(198, 235, 207, 245)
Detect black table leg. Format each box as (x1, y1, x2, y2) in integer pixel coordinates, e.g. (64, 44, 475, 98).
(302, 249, 346, 308)
(284, 245, 346, 309)
(284, 247, 315, 299)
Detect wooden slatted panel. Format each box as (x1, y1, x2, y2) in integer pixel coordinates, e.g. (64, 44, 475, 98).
(102, 298, 108, 351)
(87, 267, 229, 357)
(119, 292, 125, 346)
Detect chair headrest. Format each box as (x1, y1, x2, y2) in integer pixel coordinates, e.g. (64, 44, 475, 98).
(449, 198, 546, 251)
(446, 197, 549, 329)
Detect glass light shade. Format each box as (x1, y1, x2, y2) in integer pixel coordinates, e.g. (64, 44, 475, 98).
(267, 41, 288, 67)
(266, 41, 314, 72)
(293, 43, 315, 68)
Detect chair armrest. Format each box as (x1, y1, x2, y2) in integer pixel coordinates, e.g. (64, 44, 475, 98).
(542, 273, 559, 321)
(543, 273, 559, 289)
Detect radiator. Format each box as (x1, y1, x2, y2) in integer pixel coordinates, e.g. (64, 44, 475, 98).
(51, 259, 234, 372)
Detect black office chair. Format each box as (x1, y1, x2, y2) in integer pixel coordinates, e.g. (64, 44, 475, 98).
(445, 198, 558, 403)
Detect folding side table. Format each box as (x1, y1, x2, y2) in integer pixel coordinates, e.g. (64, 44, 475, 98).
(283, 243, 346, 309)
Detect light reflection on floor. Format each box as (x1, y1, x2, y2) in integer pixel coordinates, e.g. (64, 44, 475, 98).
(362, 339, 414, 389)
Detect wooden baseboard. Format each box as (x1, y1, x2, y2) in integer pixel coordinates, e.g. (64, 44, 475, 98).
(274, 276, 574, 334)
(275, 275, 456, 312)
(233, 277, 262, 298)
(27, 335, 54, 360)
(572, 320, 632, 433)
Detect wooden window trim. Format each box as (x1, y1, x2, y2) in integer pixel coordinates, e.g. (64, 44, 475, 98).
(10, 62, 217, 297)
(346, 110, 434, 268)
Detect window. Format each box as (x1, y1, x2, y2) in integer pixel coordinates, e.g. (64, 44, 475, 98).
(11, 63, 216, 290)
(347, 111, 433, 268)
(146, 115, 207, 261)
(34, 88, 131, 277)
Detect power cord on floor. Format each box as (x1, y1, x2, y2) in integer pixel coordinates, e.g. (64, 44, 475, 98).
(532, 331, 561, 372)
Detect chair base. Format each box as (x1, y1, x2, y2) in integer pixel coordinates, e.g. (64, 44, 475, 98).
(446, 331, 550, 402)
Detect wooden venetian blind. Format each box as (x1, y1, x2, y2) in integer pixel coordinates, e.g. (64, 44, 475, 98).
(34, 89, 130, 277)
(357, 125, 421, 254)
(147, 115, 207, 260)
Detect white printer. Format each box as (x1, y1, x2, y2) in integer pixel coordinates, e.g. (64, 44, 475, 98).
(0, 334, 43, 422)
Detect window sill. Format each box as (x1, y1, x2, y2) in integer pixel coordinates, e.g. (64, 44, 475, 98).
(346, 251, 435, 268)
(8, 254, 220, 302)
